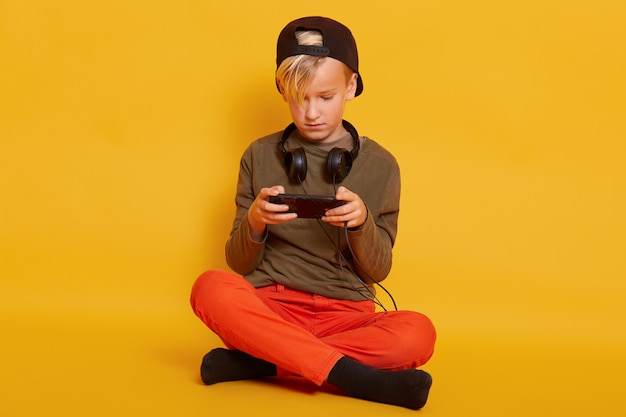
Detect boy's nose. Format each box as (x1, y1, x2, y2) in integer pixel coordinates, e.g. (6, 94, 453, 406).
(304, 102, 320, 120)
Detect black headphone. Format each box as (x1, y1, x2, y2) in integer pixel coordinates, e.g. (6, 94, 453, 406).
(278, 120, 360, 183)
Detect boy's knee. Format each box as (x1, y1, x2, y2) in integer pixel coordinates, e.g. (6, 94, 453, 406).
(412, 312, 436, 341)
(190, 270, 258, 332)
(410, 312, 436, 365)
(393, 311, 436, 367)
(190, 269, 244, 312)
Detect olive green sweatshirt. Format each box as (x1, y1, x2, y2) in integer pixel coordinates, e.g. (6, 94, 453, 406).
(225, 126, 400, 302)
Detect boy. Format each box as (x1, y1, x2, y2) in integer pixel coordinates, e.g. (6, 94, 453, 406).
(190, 16, 436, 410)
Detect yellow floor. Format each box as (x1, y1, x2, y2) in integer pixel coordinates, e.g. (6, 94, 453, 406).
(2, 291, 623, 417)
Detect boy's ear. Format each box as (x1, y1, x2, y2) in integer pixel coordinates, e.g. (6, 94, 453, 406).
(346, 72, 358, 100)
(276, 79, 288, 102)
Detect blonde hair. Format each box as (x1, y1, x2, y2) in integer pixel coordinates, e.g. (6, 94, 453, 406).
(276, 30, 353, 104)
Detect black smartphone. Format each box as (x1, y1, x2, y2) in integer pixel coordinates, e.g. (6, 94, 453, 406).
(268, 194, 345, 218)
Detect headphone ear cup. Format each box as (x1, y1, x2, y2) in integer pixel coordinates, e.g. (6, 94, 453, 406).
(327, 148, 353, 183)
(284, 147, 308, 182)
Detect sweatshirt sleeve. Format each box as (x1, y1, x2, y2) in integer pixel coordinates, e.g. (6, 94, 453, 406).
(346, 144, 401, 283)
(347, 205, 396, 282)
(224, 146, 266, 275)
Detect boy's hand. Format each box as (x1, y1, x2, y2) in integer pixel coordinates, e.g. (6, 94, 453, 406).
(248, 186, 297, 240)
(322, 186, 367, 229)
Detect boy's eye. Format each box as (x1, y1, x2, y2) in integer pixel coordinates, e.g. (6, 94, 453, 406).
(321, 95, 334, 100)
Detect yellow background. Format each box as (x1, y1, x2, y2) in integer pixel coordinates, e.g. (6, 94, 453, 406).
(1, 0, 624, 416)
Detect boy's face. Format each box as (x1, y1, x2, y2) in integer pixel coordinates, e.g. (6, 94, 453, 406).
(282, 57, 358, 144)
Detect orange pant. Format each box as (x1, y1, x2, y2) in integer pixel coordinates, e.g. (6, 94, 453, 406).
(190, 270, 436, 386)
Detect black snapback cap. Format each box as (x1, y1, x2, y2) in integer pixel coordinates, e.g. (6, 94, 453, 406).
(276, 16, 363, 96)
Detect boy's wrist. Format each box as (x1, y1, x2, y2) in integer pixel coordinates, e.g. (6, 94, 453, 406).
(247, 213, 267, 242)
(348, 209, 368, 231)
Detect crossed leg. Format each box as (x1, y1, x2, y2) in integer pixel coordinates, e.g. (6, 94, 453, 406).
(190, 270, 436, 409)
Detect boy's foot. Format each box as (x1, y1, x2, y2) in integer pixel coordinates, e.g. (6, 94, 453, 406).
(200, 348, 277, 385)
(327, 356, 433, 410)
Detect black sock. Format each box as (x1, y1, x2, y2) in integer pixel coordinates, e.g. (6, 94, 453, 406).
(200, 348, 277, 385)
(327, 357, 433, 410)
